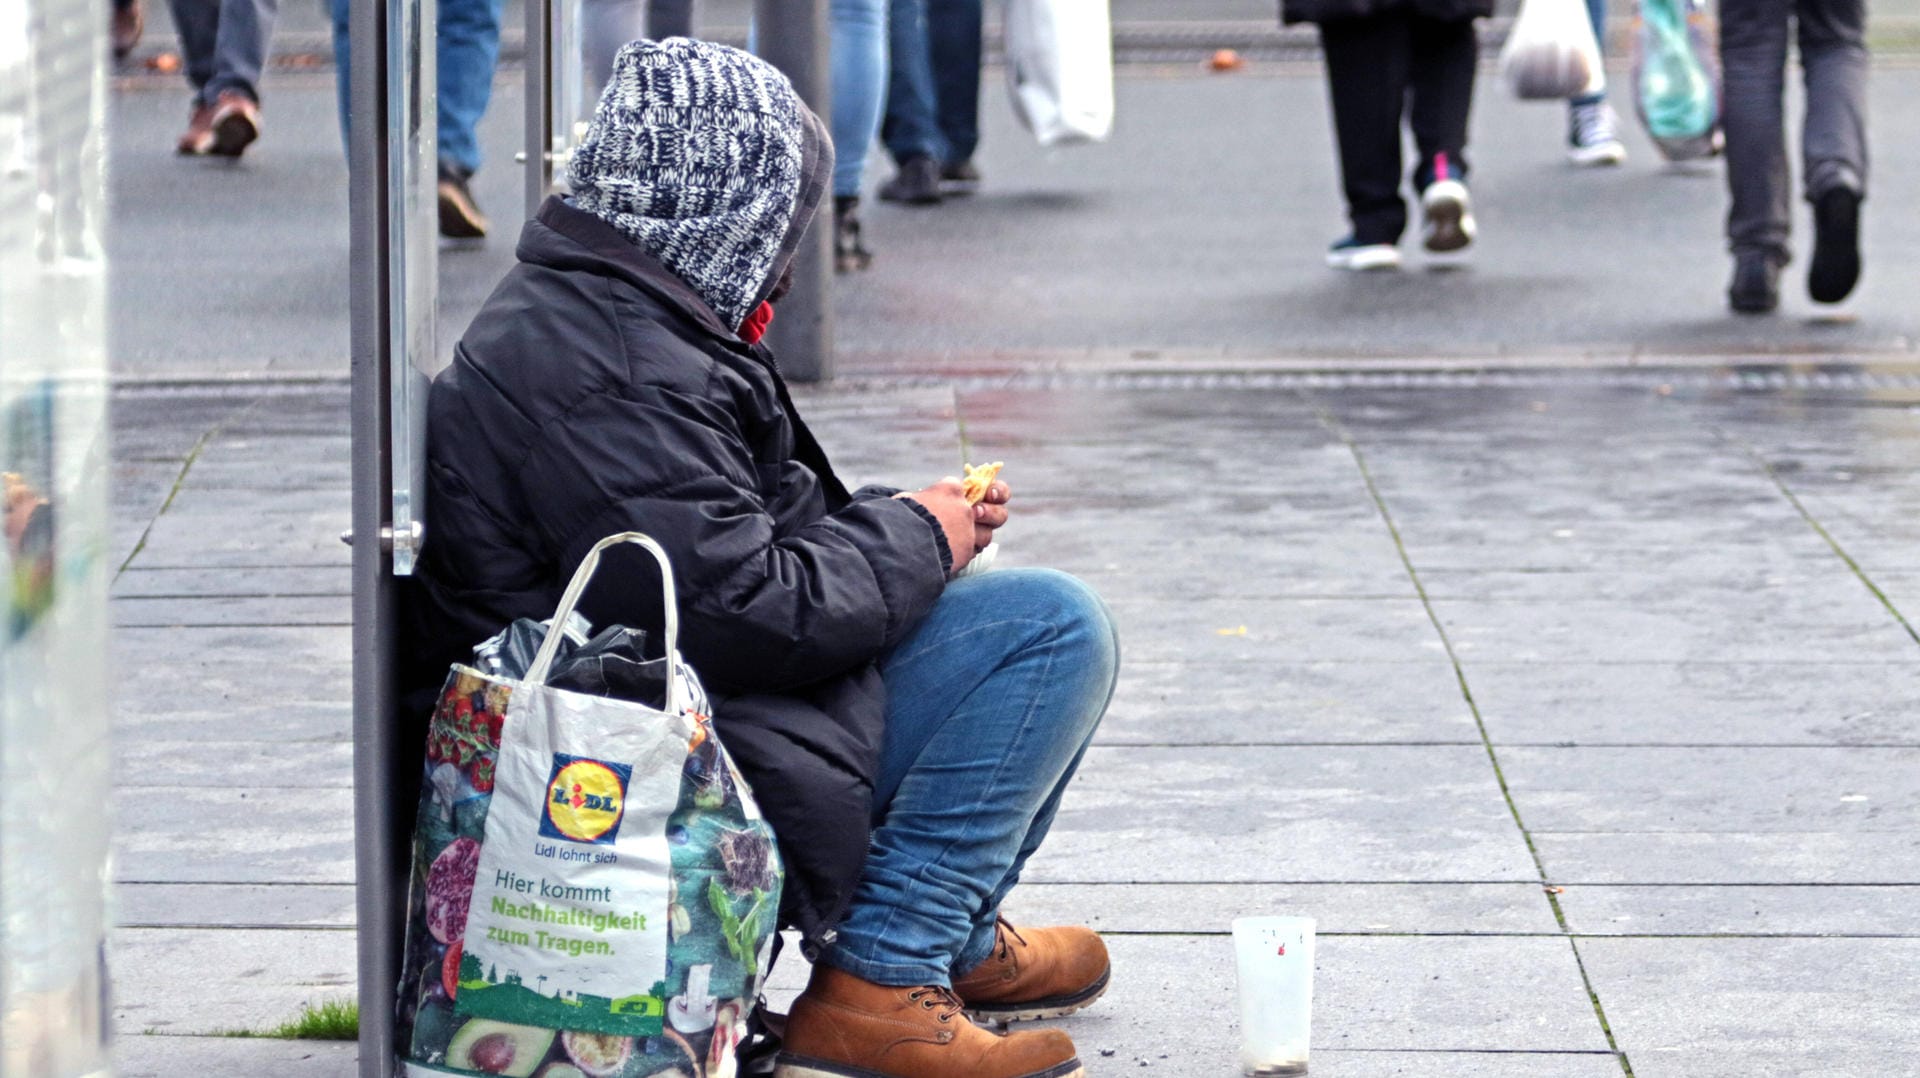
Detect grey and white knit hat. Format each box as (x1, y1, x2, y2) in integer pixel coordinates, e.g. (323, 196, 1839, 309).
(566, 38, 833, 331)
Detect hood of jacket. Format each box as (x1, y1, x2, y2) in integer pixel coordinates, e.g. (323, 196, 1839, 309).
(565, 37, 834, 331)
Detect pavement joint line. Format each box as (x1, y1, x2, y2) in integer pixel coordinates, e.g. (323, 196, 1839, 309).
(1306, 396, 1639, 1078)
(1715, 426, 1920, 650)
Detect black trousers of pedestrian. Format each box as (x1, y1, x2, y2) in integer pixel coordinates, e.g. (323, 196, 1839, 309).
(1316, 13, 1478, 246)
(648, 0, 693, 39)
(1720, 0, 1869, 263)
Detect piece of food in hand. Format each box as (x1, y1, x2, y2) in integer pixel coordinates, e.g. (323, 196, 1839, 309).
(961, 462, 1004, 505)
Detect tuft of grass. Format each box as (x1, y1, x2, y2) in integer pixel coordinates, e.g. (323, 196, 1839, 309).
(221, 999, 359, 1041)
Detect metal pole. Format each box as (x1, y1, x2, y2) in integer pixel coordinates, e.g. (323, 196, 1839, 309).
(754, 0, 834, 382)
(350, 0, 401, 1073)
(526, 0, 554, 217)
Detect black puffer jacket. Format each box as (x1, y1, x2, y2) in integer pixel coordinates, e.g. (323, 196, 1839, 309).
(1281, 0, 1492, 25)
(399, 197, 953, 951)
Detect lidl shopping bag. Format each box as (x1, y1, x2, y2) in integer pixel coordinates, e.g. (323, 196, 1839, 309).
(1499, 0, 1605, 100)
(398, 533, 782, 1078)
(1004, 0, 1115, 146)
(1631, 0, 1721, 160)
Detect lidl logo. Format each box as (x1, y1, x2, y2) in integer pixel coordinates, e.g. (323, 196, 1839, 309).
(539, 755, 631, 845)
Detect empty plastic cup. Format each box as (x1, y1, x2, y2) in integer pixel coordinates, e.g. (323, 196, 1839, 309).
(1232, 916, 1315, 1076)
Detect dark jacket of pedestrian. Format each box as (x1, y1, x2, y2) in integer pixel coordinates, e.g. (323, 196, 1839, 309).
(399, 40, 955, 954)
(1281, 0, 1492, 25)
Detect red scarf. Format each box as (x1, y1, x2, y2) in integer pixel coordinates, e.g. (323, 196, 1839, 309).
(738, 301, 775, 344)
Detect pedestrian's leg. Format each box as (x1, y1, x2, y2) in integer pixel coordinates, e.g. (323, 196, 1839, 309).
(1719, 0, 1793, 265)
(832, 0, 888, 199)
(1797, 0, 1867, 302)
(1407, 14, 1477, 191)
(437, 0, 504, 178)
(881, 0, 948, 165)
(927, 0, 983, 167)
(831, 0, 886, 269)
(1796, 0, 1868, 199)
(1572, 0, 1607, 108)
(1316, 15, 1412, 247)
(825, 569, 1118, 986)
(646, 0, 693, 39)
(202, 0, 277, 103)
(163, 0, 218, 103)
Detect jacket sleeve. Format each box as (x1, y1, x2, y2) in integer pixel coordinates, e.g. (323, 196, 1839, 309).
(519, 386, 951, 694)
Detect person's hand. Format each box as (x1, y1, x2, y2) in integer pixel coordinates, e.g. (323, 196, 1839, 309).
(973, 478, 1011, 552)
(899, 479, 979, 575)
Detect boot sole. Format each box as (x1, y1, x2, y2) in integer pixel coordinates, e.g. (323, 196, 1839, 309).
(209, 111, 257, 157)
(774, 1054, 1084, 1078)
(966, 968, 1111, 1024)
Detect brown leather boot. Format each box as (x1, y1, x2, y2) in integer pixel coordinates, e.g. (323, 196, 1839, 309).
(775, 965, 1084, 1078)
(952, 919, 1111, 1023)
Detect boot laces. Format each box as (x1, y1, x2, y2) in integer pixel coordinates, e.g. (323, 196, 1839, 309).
(906, 985, 966, 1022)
(994, 916, 1029, 962)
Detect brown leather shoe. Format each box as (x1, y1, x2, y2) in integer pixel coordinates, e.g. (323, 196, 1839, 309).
(775, 965, 1084, 1078)
(952, 919, 1111, 1023)
(176, 102, 217, 156)
(207, 91, 260, 157)
(111, 0, 144, 60)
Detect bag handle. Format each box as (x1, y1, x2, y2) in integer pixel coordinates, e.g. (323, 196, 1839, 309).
(527, 531, 683, 711)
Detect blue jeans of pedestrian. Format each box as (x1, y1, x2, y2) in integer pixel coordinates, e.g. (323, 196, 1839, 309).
(832, 0, 888, 198)
(167, 0, 279, 106)
(330, 0, 504, 175)
(1572, 0, 1609, 108)
(823, 569, 1119, 987)
(881, 0, 982, 167)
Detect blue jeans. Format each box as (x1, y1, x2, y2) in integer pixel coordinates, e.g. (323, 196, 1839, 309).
(881, 0, 982, 166)
(824, 569, 1119, 987)
(167, 0, 279, 106)
(330, 0, 504, 175)
(832, 0, 888, 198)
(1572, 0, 1609, 108)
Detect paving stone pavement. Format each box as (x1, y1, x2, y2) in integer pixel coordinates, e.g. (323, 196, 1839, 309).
(106, 366, 1920, 1076)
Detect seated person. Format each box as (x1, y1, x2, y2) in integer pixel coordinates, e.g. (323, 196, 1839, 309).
(400, 38, 1119, 1078)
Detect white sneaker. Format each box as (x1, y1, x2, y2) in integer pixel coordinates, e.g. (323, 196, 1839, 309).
(1325, 237, 1402, 271)
(1420, 180, 1476, 254)
(1568, 101, 1628, 167)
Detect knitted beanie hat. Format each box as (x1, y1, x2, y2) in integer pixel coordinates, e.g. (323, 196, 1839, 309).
(567, 38, 833, 331)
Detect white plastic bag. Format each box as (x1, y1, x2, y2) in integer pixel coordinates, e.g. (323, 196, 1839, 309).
(1500, 0, 1606, 100)
(1003, 0, 1115, 146)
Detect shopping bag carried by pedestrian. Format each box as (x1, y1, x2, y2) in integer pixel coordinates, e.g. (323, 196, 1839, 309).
(397, 532, 783, 1078)
(1004, 0, 1115, 146)
(1630, 0, 1721, 161)
(1499, 0, 1606, 100)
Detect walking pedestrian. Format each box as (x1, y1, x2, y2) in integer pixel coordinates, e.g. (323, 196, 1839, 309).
(1566, 0, 1627, 165)
(330, 0, 503, 238)
(401, 38, 1119, 1078)
(879, 0, 983, 204)
(1720, 0, 1868, 312)
(1284, 0, 1489, 270)
(165, 0, 277, 157)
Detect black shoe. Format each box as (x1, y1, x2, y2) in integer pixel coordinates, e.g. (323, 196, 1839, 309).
(941, 159, 982, 193)
(437, 162, 488, 239)
(1807, 186, 1861, 304)
(834, 196, 873, 273)
(1728, 253, 1780, 314)
(878, 156, 943, 205)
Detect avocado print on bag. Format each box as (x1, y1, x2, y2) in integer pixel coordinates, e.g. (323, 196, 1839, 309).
(397, 533, 783, 1078)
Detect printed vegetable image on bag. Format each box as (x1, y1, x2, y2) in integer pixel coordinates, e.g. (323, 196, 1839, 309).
(1631, 0, 1722, 161)
(397, 533, 782, 1078)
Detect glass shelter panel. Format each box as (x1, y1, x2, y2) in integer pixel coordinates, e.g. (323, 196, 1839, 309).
(0, 0, 114, 1071)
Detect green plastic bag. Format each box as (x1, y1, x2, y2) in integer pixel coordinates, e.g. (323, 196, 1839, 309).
(1632, 0, 1723, 160)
